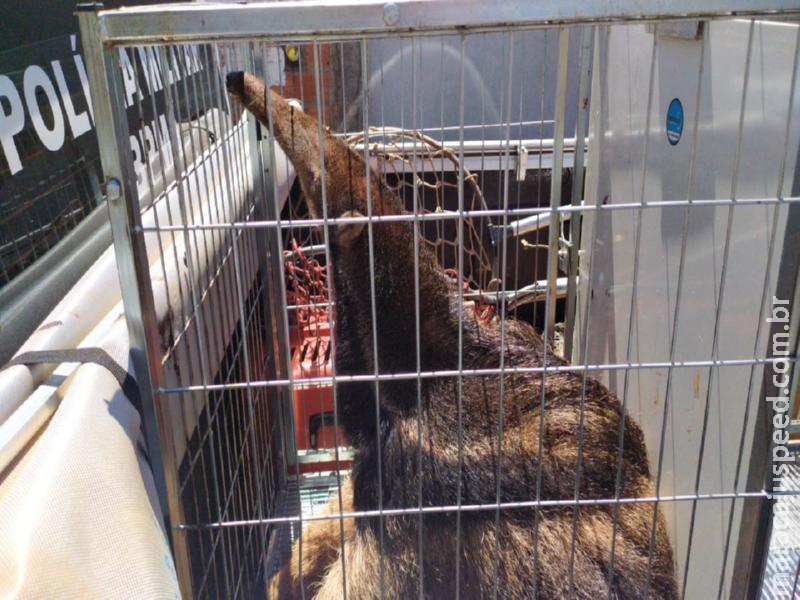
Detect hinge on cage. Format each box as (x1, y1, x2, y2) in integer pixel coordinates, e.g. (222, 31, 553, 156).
(516, 145, 529, 182)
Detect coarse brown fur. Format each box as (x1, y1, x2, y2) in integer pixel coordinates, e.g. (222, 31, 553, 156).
(226, 71, 677, 600)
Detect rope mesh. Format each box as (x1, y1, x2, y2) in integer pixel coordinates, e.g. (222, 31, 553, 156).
(285, 127, 496, 322)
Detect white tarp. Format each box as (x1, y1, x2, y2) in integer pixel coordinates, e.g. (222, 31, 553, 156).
(0, 358, 180, 598)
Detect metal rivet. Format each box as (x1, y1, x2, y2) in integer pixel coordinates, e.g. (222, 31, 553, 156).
(382, 2, 400, 26)
(106, 177, 122, 203)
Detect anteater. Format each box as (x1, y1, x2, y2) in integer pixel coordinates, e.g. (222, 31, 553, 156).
(226, 71, 677, 600)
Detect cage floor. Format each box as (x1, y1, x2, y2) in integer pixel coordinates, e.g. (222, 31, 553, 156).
(265, 473, 346, 582)
(762, 457, 800, 599)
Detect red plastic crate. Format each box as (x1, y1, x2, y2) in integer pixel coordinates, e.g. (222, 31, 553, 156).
(289, 322, 350, 473)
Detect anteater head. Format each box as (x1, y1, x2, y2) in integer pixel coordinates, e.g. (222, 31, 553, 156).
(225, 70, 246, 99)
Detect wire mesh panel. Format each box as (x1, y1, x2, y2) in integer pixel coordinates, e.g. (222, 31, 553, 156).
(129, 44, 282, 598)
(78, 2, 800, 599)
(75, 22, 285, 596)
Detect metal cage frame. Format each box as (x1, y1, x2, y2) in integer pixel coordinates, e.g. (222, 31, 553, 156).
(77, 2, 800, 598)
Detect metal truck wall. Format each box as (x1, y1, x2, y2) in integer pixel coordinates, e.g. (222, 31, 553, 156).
(577, 20, 800, 599)
(366, 30, 582, 143)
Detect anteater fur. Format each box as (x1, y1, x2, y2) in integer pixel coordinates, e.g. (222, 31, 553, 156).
(226, 71, 677, 600)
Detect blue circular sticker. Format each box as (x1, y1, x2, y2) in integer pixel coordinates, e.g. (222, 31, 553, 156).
(666, 98, 683, 146)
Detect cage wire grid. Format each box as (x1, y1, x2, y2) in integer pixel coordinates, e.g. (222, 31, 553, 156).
(76, 3, 800, 599)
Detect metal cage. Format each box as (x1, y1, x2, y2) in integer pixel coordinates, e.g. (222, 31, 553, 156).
(76, 2, 800, 598)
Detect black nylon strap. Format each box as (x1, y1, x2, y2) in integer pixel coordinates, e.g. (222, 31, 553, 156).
(5, 348, 142, 415)
(4, 348, 152, 467)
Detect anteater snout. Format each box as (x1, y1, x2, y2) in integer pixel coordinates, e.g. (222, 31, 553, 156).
(226, 71, 245, 96)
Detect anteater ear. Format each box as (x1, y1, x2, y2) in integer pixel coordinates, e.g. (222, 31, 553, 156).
(337, 210, 366, 247)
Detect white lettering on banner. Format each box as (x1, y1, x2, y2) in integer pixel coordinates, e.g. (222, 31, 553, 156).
(118, 48, 139, 108)
(0, 75, 26, 175)
(51, 59, 92, 139)
(130, 113, 175, 195)
(136, 46, 163, 96)
(72, 35, 94, 123)
(23, 65, 66, 152)
(0, 36, 207, 178)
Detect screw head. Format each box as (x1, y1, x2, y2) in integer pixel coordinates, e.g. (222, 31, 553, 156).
(382, 2, 400, 26)
(106, 178, 122, 203)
